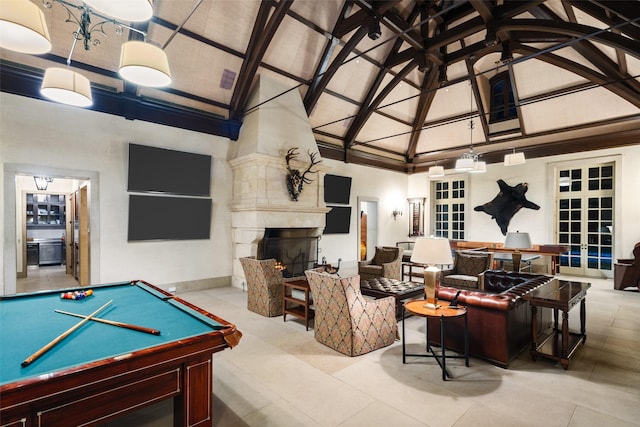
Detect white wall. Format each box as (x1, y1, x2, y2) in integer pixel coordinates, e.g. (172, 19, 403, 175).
(412, 145, 640, 259)
(1, 93, 233, 294)
(318, 159, 410, 271)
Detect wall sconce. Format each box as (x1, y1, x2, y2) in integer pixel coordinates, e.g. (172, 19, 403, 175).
(392, 208, 403, 220)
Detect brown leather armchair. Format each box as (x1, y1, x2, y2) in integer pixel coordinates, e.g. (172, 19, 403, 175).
(614, 242, 640, 291)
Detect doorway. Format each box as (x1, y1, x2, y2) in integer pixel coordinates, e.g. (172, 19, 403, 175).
(3, 164, 99, 295)
(16, 176, 91, 292)
(556, 160, 617, 278)
(358, 197, 378, 261)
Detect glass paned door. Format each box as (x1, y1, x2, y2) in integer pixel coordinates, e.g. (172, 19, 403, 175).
(433, 179, 466, 240)
(557, 163, 614, 277)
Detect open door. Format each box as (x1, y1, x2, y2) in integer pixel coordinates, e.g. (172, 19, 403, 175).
(358, 197, 378, 261)
(77, 186, 90, 285)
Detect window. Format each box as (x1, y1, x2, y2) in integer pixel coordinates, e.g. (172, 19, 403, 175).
(432, 179, 466, 240)
(489, 71, 517, 123)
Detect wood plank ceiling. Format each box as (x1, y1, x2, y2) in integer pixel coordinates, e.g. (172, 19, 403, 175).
(1, 0, 639, 173)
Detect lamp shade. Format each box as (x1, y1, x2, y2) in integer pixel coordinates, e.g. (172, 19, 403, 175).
(428, 165, 444, 178)
(469, 160, 486, 173)
(0, 0, 51, 54)
(504, 231, 532, 250)
(504, 151, 526, 166)
(40, 67, 92, 107)
(455, 157, 474, 171)
(410, 237, 453, 266)
(83, 0, 153, 22)
(119, 41, 171, 87)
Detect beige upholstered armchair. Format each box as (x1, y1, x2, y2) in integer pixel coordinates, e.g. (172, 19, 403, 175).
(305, 270, 397, 356)
(440, 250, 493, 290)
(239, 256, 288, 317)
(358, 246, 402, 281)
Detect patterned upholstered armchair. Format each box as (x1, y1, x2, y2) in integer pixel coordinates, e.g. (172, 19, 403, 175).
(239, 256, 288, 317)
(304, 270, 397, 356)
(358, 246, 402, 281)
(440, 251, 493, 290)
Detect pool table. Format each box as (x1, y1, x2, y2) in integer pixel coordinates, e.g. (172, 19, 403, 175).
(0, 280, 242, 427)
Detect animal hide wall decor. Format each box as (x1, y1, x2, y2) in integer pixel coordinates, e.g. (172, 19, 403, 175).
(474, 179, 540, 235)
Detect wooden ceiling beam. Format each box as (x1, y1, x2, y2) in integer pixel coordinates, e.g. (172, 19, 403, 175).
(229, 0, 293, 121)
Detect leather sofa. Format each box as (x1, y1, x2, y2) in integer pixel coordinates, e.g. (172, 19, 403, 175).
(429, 270, 554, 368)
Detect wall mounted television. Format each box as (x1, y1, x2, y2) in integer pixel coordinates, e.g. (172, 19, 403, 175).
(323, 206, 351, 234)
(128, 143, 211, 196)
(324, 174, 352, 204)
(128, 195, 212, 241)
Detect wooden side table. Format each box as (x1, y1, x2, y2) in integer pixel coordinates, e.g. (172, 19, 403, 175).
(524, 279, 591, 370)
(402, 299, 469, 381)
(283, 279, 314, 330)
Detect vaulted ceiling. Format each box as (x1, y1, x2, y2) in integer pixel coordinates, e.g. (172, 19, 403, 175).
(1, 0, 639, 172)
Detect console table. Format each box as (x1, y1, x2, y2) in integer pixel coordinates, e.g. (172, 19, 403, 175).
(452, 241, 568, 274)
(402, 300, 469, 381)
(493, 252, 541, 272)
(524, 279, 591, 370)
(283, 279, 314, 330)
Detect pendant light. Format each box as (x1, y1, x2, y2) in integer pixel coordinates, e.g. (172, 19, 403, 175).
(83, 0, 153, 22)
(119, 41, 172, 87)
(504, 148, 526, 166)
(455, 82, 485, 173)
(0, 0, 51, 54)
(40, 67, 93, 107)
(428, 165, 445, 178)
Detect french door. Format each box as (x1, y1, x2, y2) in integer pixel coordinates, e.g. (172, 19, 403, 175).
(557, 162, 614, 277)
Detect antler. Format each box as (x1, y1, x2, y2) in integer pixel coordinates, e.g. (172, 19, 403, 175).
(285, 147, 298, 173)
(301, 150, 322, 183)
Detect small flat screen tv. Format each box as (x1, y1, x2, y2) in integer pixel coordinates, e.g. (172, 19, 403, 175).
(128, 143, 211, 196)
(128, 195, 212, 241)
(324, 206, 351, 234)
(324, 174, 352, 204)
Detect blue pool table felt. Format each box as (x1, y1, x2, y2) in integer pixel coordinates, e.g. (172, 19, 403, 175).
(0, 281, 224, 385)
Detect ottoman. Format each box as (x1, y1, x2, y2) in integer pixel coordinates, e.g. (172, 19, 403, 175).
(360, 277, 425, 319)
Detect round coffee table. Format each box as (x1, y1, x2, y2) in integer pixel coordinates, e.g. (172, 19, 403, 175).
(402, 299, 469, 380)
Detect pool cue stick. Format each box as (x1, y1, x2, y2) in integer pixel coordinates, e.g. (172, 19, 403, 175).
(21, 300, 113, 368)
(54, 309, 161, 335)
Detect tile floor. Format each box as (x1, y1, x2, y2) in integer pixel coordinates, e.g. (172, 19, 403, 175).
(17, 267, 640, 427)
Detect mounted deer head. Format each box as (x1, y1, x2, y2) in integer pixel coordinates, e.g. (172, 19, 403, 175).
(285, 147, 321, 201)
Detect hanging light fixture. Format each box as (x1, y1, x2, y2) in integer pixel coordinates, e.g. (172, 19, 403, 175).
(455, 151, 475, 171)
(504, 148, 526, 166)
(34, 176, 54, 191)
(0, 0, 51, 54)
(2, 0, 171, 107)
(469, 159, 486, 173)
(83, 0, 153, 22)
(119, 41, 172, 87)
(41, 67, 92, 107)
(456, 83, 485, 173)
(428, 165, 445, 178)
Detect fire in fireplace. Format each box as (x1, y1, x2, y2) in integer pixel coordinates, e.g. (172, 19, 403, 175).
(258, 228, 319, 278)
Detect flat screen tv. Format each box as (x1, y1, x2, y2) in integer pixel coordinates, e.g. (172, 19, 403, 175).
(128, 143, 211, 196)
(128, 195, 212, 241)
(324, 206, 351, 234)
(324, 174, 352, 204)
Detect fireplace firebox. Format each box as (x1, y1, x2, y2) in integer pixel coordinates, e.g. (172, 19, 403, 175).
(258, 228, 319, 278)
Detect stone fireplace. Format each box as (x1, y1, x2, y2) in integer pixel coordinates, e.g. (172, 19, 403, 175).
(229, 75, 329, 288)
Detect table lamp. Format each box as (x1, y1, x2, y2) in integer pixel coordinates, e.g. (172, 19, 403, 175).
(410, 237, 453, 309)
(504, 231, 532, 272)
